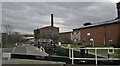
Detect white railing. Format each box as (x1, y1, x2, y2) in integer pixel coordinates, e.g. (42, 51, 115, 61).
(69, 48, 120, 65)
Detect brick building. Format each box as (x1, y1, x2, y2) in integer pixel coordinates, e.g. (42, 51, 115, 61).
(34, 14, 59, 44)
(72, 2, 120, 47)
(58, 2, 120, 47)
(34, 2, 120, 47)
(72, 20, 120, 46)
(59, 32, 73, 44)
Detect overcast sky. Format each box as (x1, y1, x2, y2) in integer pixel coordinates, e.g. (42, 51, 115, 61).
(2, 2, 118, 34)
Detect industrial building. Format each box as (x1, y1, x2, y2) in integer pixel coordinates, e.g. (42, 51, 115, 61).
(59, 32, 73, 44)
(71, 2, 120, 47)
(34, 2, 120, 47)
(34, 14, 59, 44)
(72, 19, 120, 46)
(60, 2, 120, 47)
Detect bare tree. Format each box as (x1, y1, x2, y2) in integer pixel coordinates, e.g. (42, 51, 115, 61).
(2, 24, 14, 47)
(3, 24, 13, 35)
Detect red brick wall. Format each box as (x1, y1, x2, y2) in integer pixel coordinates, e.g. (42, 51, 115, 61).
(80, 25, 105, 46)
(39, 26, 59, 33)
(34, 26, 59, 41)
(60, 32, 72, 39)
(73, 23, 120, 46)
(60, 32, 72, 43)
(119, 23, 120, 36)
(106, 23, 119, 46)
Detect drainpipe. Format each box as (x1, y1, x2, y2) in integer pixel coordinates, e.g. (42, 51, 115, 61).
(104, 25, 107, 46)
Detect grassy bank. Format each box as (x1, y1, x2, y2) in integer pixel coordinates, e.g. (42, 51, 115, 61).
(61, 44, 80, 48)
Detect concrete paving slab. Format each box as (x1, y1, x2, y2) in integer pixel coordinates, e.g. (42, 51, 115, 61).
(13, 46, 27, 54)
(26, 45, 48, 56)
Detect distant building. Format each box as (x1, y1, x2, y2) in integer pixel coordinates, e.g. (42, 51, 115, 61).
(34, 14, 59, 44)
(59, 32, 73, 44)
(21, 34, 34, 44)
(22, 34, 34, 39)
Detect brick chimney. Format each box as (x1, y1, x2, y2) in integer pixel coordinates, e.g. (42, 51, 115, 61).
(51, 14, 54, 27)
(116, 2, 120, 19)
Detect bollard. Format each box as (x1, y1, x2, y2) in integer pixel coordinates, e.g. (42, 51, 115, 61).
(80, 46, 85, 58)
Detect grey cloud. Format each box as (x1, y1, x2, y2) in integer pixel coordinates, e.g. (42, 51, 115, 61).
(2, 2, 117, 34)
(2, 0, 116, 2)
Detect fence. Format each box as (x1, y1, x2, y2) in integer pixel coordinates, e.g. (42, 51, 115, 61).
(69, 47, 120, 65)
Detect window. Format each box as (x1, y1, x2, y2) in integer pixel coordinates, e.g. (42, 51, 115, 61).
(87, 33, 90, 36)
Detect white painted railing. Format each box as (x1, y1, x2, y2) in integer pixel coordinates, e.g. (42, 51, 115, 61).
(69, 48, 120, 65)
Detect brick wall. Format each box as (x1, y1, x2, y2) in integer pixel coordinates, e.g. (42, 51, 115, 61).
(73, 22, 120, 46)
(60, 32, 72, 43)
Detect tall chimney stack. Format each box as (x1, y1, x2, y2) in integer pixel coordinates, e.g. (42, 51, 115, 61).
(51, 14, 54, 27)
(116, 2, 120, 19)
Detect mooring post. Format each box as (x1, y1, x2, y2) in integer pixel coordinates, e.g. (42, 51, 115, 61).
(69, 48, 71, 58)
(72, 48, 74, 65)
(95, 48, 98, 65)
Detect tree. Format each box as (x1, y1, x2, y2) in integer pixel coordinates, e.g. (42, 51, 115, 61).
(3, 24, 13, 35)
(2, 24, 23, 47)
(11, 32, 23, 43)
(2, 32, 23, 48)
(2, 24, 14, 47)
(59, 35, 72, 44)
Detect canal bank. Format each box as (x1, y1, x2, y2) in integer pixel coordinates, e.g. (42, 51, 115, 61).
(10, 45, 120, 65)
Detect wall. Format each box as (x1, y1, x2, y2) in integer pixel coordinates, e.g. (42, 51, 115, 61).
(105, 23, 119, 46)
(60, 32, 72, 44)
(34, 26, 59, 44)
(73, 22, 120, 46)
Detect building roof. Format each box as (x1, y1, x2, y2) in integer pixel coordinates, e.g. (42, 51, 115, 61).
(34, 26, 59, 31)
(60, 31, 72, 34)
(40, 26, 59, 29)
(73, 19, 120, 30)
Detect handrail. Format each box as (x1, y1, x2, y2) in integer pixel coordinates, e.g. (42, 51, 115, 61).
(69, 48, 120, 65)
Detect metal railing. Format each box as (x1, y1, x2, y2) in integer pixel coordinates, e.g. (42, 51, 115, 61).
(69, 47, 120, 65)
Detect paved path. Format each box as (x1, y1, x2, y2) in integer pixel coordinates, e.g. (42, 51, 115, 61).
(12, 45, 48, 56)
(2, 45, 65, 64)
(13, 46, 27, 54)
(26, 45, 48, 56)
